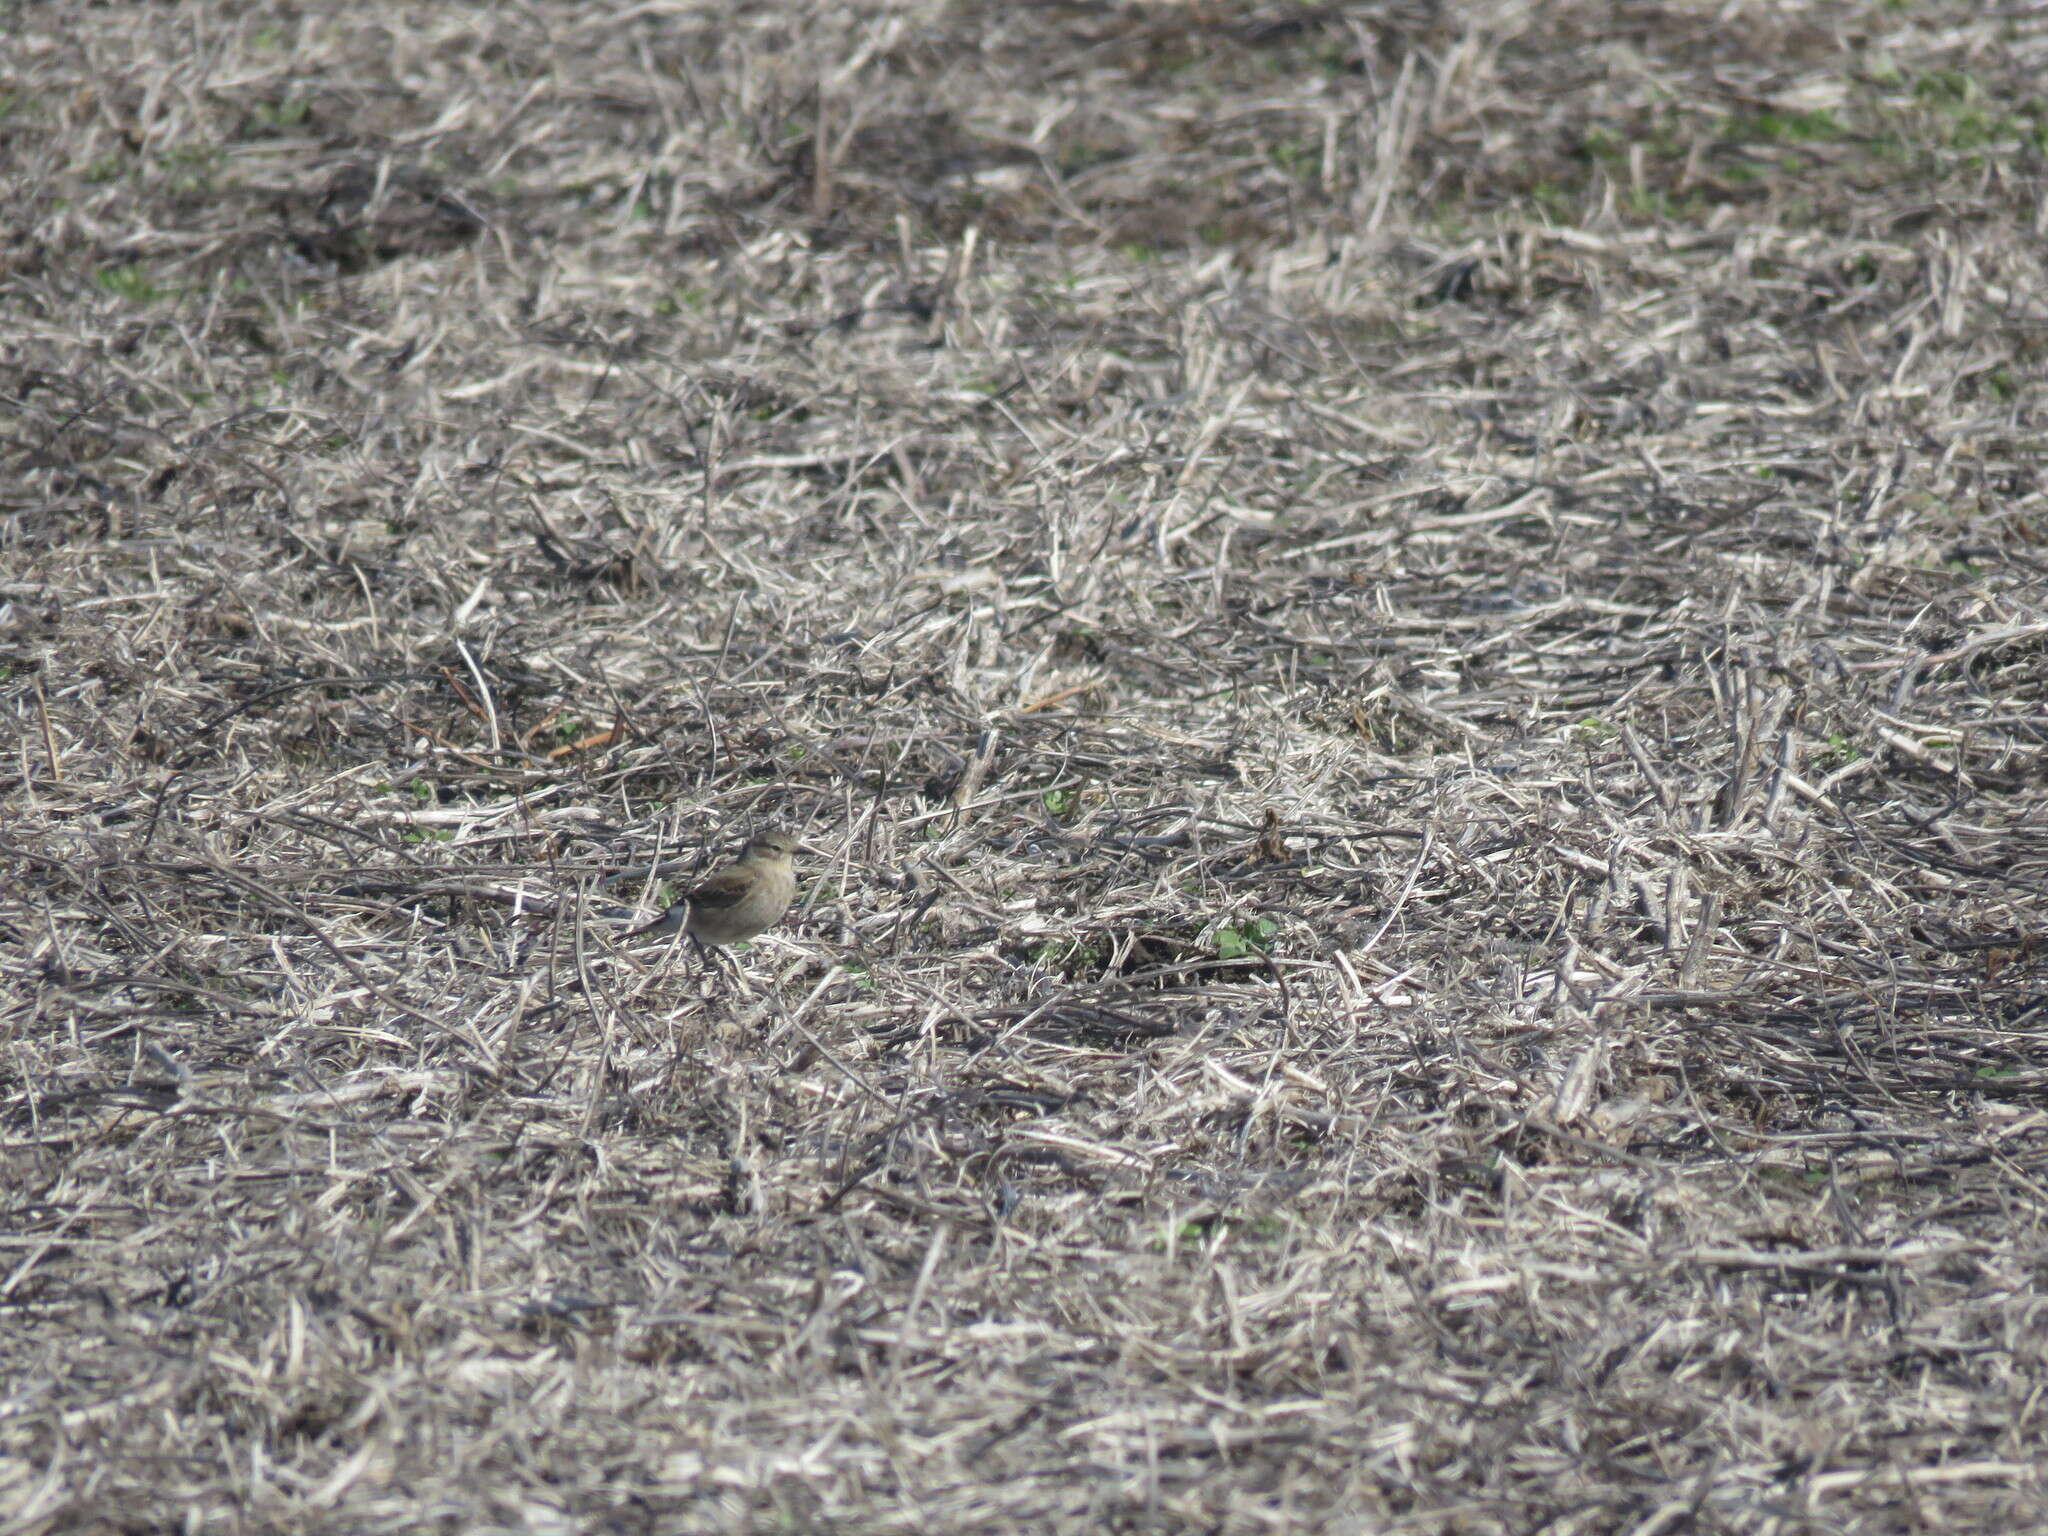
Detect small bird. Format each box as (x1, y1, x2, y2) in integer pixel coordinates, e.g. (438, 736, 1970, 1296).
(626, 828, 800, 957)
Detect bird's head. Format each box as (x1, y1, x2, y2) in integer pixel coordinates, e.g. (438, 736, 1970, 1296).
(744, 828, 800, 864)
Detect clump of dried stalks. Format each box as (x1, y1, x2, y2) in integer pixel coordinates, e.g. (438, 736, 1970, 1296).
(3, 1, 2046, 1531)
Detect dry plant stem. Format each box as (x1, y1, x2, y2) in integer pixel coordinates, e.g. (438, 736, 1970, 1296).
(199, 859, 490, 1059)
(5, 2, 2048, 1532)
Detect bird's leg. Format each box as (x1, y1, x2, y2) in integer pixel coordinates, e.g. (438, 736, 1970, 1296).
(685, 934, 721, 998)
(681, 936, 746, 1006)
(715, 944, 750, 993)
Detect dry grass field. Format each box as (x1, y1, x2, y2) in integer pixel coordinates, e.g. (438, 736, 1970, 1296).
(5, 1, 2048, 1531)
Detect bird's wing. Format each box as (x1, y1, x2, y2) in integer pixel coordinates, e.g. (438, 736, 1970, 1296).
(686, 865, 756, 912)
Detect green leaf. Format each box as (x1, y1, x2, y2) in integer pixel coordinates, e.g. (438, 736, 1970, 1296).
(1216, 916, 1276, 960)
